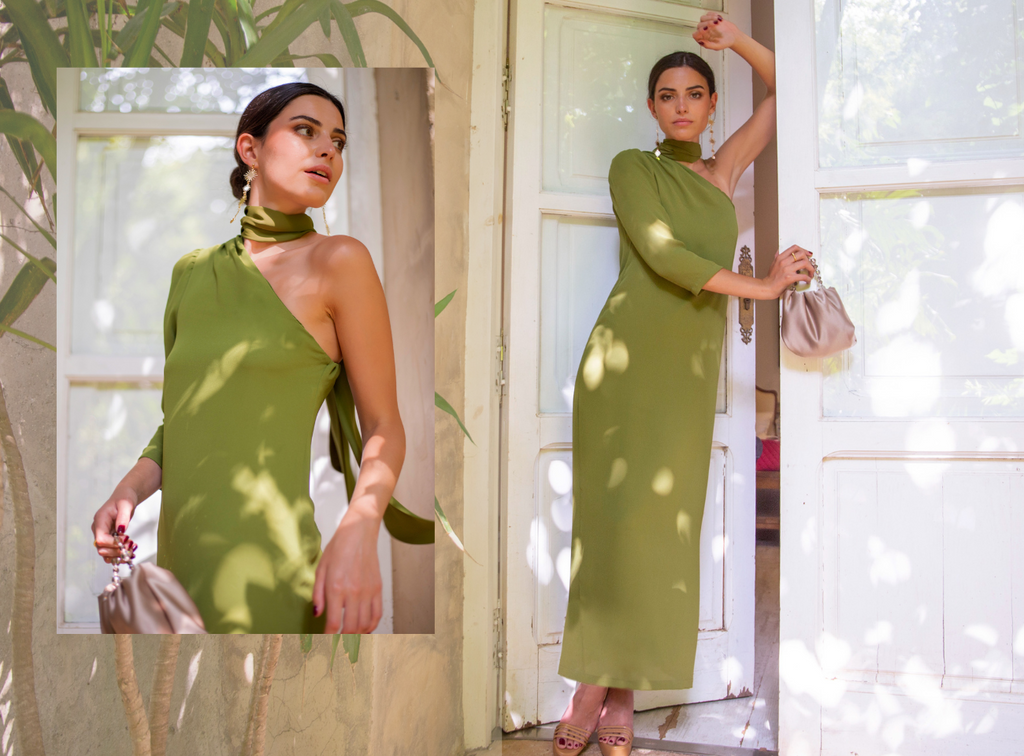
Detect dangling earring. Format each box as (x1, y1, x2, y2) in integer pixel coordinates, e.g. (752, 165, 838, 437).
(322, 206, 330, 236)
(708, 114, 717, 162)
(230, 164, 258, 223)
(653, 120, 662, 159)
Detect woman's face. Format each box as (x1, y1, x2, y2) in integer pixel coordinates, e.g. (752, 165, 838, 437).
(647, 66, 717, 143)
(239, 94, 346, 214)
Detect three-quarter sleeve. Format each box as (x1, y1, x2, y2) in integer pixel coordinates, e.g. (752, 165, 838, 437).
(609, 149, 725, 297)
(138, 250, 198, 467)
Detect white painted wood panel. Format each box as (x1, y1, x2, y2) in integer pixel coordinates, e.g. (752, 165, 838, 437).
(778, 0, 1024, 750)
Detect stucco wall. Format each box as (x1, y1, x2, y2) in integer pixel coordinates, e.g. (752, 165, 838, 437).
(0, 1, 474, 753)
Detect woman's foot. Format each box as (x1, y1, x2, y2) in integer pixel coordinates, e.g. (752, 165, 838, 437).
(554, 682, 608, 753)
(597, 687, 634, 748)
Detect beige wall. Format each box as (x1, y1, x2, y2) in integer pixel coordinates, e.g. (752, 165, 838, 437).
(0, 2, 474, 754)
(752, 0, 781, 397)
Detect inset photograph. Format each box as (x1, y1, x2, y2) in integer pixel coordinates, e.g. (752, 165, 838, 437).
(55, 67, 435, 634)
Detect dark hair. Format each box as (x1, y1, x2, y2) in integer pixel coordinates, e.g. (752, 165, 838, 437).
(647, 51, 716, 101)
(230, 82, 346, 202)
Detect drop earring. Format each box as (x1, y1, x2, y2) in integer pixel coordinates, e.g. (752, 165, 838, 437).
(708, 114, 717, 162)
(654, 120, 662, 159)
(230, 164, 257, 223)
(322, 206, 330, 236)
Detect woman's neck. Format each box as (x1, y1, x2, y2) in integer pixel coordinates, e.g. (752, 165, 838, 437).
(239, 205, 316, 250)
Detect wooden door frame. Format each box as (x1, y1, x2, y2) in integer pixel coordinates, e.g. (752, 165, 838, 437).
(462, 0, 510, 749)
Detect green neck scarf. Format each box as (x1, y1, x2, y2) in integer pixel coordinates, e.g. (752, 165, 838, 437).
(239, 205, 315, 243)
(656, 138, 702, 163)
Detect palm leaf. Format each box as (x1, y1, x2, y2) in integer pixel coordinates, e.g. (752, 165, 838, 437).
(343, 633, 360, 663)
(435, 391, 474, 445)
(180, 0, 217, 65)
(66, 0, 100, 66)
(0, 109, 56, 182)
(329, 0, 365, 66)
(236, 0, 259, 50)
(273, 52, 344, 67)
(0, 186, 55, 247)
(3, 0, 67, 115)
(124, 0, 173, 66)
(318, 4, 331, 37)
(234, 0, 332, 66)
(345, 0, 433, 68)
(114, 1, 183, 60)
(0, 234, 56, 282)
(328, 633, 360, 671)
(435, 288, 456, 318)
(0, 77, 44, 199)
(0, 257, 58, 351)
(436, 496, 477, 563)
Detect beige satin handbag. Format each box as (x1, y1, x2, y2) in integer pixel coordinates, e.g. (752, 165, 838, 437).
(98, 540, 207, 634)
(780, 255, 857, 358)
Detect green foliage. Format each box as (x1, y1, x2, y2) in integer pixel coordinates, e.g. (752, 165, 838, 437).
(0, 257, 57, 351)
(328, 632, 360, 670)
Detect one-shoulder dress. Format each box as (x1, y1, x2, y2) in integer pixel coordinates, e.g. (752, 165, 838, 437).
(557, 148, 738, 690)
(139, 234, 338, 634)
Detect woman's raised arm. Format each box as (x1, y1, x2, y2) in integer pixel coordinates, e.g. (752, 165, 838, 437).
(693, 12, 776, 195)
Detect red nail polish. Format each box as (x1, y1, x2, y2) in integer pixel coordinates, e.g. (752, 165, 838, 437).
(117, 525, 125, 534)
(718, 14, 723, 20)
(713, 19, 720, 24)
(312, 604, 319, 616)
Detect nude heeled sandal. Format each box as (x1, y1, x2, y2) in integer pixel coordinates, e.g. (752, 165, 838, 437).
(596, 725, 633, 756)
(552, 722, 594, 756)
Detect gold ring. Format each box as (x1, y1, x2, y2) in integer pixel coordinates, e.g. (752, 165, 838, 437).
(792, 251, 798, 261)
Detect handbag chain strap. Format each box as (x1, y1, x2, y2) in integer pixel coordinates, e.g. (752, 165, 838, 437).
(788, 252, 826, 291)
(110, 538, 136, 587)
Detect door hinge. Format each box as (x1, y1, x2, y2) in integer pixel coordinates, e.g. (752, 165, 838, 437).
(496, 330, 507, 404)
(501, 60, 511, 131)
(493, 598, 504, 670)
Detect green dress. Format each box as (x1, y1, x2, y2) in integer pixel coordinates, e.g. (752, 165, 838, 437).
(557, 143, 738, 690)
(138, 207, 335, 634)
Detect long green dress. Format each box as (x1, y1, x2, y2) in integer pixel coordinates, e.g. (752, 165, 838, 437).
(557, 141, 738, 690)
(138, 206, 336, 634)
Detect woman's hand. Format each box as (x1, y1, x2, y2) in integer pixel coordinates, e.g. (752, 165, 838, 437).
(92, 491, 138, 564)
(693, 12, 740, 50)
(92, 457, 161, 564)
(312, 507, 384, 634)
(762, 245, 817, 299)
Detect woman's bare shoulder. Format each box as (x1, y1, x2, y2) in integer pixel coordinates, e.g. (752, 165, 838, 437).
(314, 234, 380, 285)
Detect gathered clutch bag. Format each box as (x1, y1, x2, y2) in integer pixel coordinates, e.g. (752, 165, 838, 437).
(780, 257, 857, 358)
(98, 541, 207, 634)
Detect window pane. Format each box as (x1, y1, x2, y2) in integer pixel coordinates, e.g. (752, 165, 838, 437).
(816, 0, 1024, 167)
(820, 187, 1024, 417)
(78, 68, 308, 114)
(72, 135, 236, 356)
(542, 5, 720, 195)
(64, 384, 163, 625)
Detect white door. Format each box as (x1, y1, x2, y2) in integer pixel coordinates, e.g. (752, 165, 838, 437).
(501, 0, 757, 730)
(777, 1, 1024, 754)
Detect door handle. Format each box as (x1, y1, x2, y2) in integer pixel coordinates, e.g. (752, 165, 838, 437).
(738, 245, 754, 345)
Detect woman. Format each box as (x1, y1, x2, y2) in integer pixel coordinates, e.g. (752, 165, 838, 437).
(552, 14, 815, 756)
(91, 82, 405, 635)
